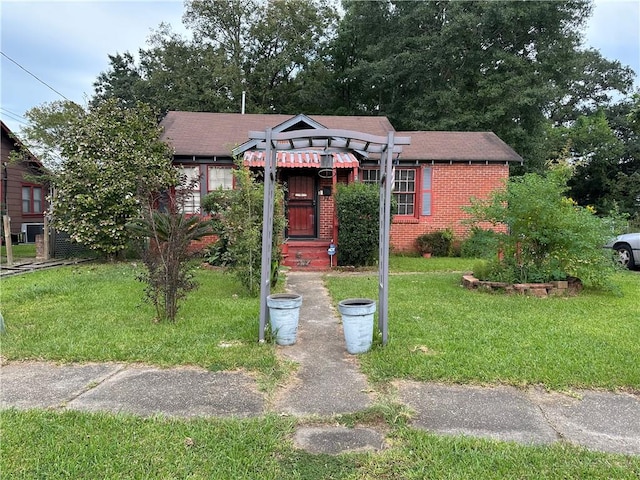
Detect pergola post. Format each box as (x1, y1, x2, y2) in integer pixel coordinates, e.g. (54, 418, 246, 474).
(378, 131, 395, 346)
(258, 128, 276, 342)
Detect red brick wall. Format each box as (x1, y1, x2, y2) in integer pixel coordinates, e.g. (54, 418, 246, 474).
(390, 163, 509, 252)
(318, 177, 334, 240)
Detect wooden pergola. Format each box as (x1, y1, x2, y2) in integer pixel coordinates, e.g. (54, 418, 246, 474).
(247, 127, 410, 346)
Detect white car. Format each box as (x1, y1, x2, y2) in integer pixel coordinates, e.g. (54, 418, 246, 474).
(605, 233, 640, 269)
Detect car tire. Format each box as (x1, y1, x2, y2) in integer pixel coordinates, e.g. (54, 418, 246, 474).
(615, 244, 634, 269)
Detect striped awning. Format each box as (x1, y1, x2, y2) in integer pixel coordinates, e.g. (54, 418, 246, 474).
(243, 151, 358, 168)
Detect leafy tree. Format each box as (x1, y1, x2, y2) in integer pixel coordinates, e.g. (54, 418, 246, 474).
(464, 165, 624, 287)
(93, 0, 338, 115)
(332, 0, 635, 173)
(20, 99, 176, 257)
(127, 187, 212, 323)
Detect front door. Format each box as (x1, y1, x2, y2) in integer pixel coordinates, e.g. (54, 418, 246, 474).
(287, 174, 316, 237)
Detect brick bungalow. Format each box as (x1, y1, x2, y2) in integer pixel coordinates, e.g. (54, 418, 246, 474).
(1, 120, 48, 244)
(160, 112, 522, 269)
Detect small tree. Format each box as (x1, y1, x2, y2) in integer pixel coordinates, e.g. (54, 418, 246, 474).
(201, 163, 286, 296)
(335, 182, 381, 267)
(464, 165, 623, 287)
(20, 99, 176, 258)
(128, 185, 212, 322)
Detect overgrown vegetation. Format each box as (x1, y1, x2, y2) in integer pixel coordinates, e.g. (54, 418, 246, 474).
(335, 182, 381, 267)
(463, 165, 625, 286)
(202, 163, 286, 296)
(127, 186, 212, 323)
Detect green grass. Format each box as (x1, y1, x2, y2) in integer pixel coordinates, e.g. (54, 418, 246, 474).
(2, 409, 638, 479)
(3, 258, 640, 475)
(1, 243, 36, 260)
(1, 262, 282, 378)
(325, 259, 640, 390)
(390, 255, 476, 273)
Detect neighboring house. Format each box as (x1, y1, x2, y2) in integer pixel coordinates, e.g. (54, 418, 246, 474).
(1, 121, 48, 244)
(160, 112, 522, 269)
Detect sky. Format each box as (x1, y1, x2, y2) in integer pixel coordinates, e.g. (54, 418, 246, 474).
(1, 0, 639, 136)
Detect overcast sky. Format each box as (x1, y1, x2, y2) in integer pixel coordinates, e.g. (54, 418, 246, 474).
(1, 0, 639, 135)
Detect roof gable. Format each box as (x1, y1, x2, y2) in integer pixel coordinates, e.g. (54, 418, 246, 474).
(160, 112, 395, 157)
(232, 113, 329, 155)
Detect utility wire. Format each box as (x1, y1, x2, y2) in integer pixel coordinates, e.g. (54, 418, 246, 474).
(1, 51, 70, 101)
(0, 108, 28, 126)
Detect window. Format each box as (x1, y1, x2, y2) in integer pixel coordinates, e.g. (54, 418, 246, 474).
(22, 185, 43, 214)
(360, 168, 415, 216)
(394, 170, 415, 215)
(178, 166, 201, 213)
(207, 166, 233, 191)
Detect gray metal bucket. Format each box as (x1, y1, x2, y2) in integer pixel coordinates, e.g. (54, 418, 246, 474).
(338, 298, 376, 354)
(267, 293, 302, 346)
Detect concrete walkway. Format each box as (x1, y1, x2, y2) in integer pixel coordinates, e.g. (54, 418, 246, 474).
(1, 271, 639, 456)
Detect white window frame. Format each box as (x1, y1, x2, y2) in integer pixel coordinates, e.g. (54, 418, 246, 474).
(207, 166, 234, 192)
(178, 166, 201, 214)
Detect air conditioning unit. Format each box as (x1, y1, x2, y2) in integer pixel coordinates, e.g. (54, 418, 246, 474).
(21, 223, 44, 243)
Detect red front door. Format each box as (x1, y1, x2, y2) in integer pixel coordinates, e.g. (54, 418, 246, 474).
(287, 175, 316, 237)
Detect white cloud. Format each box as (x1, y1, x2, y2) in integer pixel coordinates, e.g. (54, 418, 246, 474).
(584, 0, 640, 79)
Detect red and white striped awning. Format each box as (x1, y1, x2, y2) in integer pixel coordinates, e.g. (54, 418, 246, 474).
(243, 151, 358, 168)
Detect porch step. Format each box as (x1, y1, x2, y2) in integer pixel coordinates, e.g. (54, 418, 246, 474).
(282, 240, 334, 271)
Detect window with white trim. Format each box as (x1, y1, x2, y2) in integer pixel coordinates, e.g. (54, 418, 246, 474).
(207, 166, 233, 191)
(361, 168, 415, 216)
(178, 166, 201, 213)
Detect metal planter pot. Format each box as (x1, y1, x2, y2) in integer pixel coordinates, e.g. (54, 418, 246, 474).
(338, 298, 376, 354)
(267, 293, 303, 346)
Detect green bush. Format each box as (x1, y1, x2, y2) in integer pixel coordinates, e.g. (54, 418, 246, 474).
(127, 194, 213, 322)
(415, 229, 453, 257)
(335, 182, 380, 267)
(464, 165, 624, 287)
(460, 227, 504, 259)
(201, 164, 285, 295)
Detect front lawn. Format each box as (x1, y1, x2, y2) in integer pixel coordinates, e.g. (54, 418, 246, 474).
(1, 263, 281, 377)
(325, 259, 640, 390)
(3, 259, 639, 476)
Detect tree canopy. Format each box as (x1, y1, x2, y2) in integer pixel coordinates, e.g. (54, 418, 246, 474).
(42, 0, 640, 221)
(21, 99, 176, 257)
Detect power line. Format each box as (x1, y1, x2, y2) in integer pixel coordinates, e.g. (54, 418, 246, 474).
(1, 51, 70, 101)
(0, 108, 28, 126)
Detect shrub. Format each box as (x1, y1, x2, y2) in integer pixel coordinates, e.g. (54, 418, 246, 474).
(464, 164, 623, 287)
(415, 229, 453, 257)
(335, 182, 381, 267)
(128, 192, 213, 322)
(201, 163, 285, 295)
(460, 227, 504, 259)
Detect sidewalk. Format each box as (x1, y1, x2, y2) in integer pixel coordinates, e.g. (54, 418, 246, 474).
(1, 271, 639, 456)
